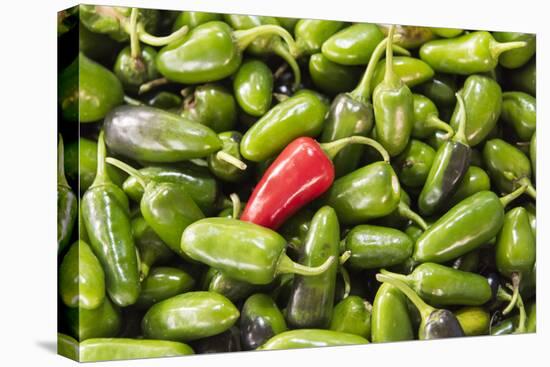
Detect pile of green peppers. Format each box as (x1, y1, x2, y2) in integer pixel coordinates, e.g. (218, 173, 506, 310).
(57, 5, 536, 362)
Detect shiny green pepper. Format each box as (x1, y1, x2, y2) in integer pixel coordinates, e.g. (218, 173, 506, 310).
(205, 268, 261, 302)
(371, 283, 414, 342)
(492, 32, 536, 69)
(113, 45, 158, 93)
(455, 306, 490, 336)
(329, 296, 372, 339)
(240, 293, 288, 350)
(393, 139, 436, 188)
(257, 329, 368, 350)
(411, 94, 454, 139)
(446, 166, 491, 209)
(79, 338, 194, 362)
(57, 137, 77, 253)
(295, 19, 345, 55)
(322, 23, 384, 65)
(233, 59, 273, 117)
(309, 53, 361, 96)
(172, 11, 222, 31)
(183, 84, 238, 133)
(136, 267, 195, 308)
(147, 91, 182, 110)
(500, 92, 536, 141)
(371, 56, 435, 91)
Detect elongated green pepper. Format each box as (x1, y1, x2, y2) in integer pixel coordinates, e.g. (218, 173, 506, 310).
(419, 31, 527, 74)
(142, 291, 239, 342)
(257, 329, 368, 350)
(322, 23, 385, 65)
(500, 92, 536, 141)
(181, 218, 335, 285)
(373, 26, 414, 157)
(240, 293, 288, 350)
(381, 263, 492, 306)
(418, 93, 471, 216)
(329, 296, 372, 339)
(58, 136, 77, 253)
(492, 32, 536, 69)
(79, 338, 194, 362)
(286, 206, 340, 329)
(233, 59, 273, 117)
(371, 283, 414, 342)
(446, 166, 491, 209)
(136, 267, 195, 308)
(82, 132, 140, 307)
(413, 185, 527, 263)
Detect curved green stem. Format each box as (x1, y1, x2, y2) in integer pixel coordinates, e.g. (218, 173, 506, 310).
(105, 157, 148, 189)
(514, 292, 527, 334)
(138, 77, 168, 95)
(496, 286, 512, 302)
(124, 95, 144, 106)
(216, 151, 247, 170)
(502, 273, 521, 315)
(276, 254, 335, 277)
(491, 40, 527, 60)
(499, 183, 528, 207)
(234, 25, 299, 56)
(135, 22, 188, 46)
(340, 265, 351, 299)
(379, 268, 411, 283)
(339, 250, 351, 265)
(272, 41, 301, 90)
(425, 114, 454, 140)
(376, 273, 434, 320)
(321, 135, 390, 162)
(453, 92, 468, 145)
(229, 193, 241, 220)
(516, 177, 536, 200)
(90, 131, 111, 187)
(383, 25, 397, 86)
(129, 8, 140, 59)
(398, 201, 428, 230)
(58, 135, 70, 188)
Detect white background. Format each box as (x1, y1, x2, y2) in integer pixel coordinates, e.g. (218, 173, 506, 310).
(0, 0, 546, 365)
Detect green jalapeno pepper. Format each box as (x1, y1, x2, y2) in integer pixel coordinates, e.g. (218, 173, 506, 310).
(500, 92, 536, 141)
(413, 185, 527, 263)
(131, 216, 174, 279)
(257, 329, 369, 350)
(107, 158, 204, 259)
(419, 31, 527, 74)
(483, 138, 536, 199)
(322, 23, 385, 65)
(449, 75, 502, 147)
(104, 105, 222, 163)
(172, 11, 222, 31)
(414, 73, 457, 109)
(181, 218, 335, 285)
(59, 53, 124, 123)
(79, 338, 194, 362)
(286, 206, 340, 329)
(295, 19, 345, 56)
(233, 59, 273, 117)
(58, 333, 79, 361)
(64, 297, 121, 341)
(205, 267, 261, 302)
(157, 21, 298, 85)
(136, 267, 195, 308)
(59, 240, 105, 309)
(411, 94, 454, 139)
(207, 131, 249, 183)
(309, 53, 361, 96)
(58, 136, 77, 253)
(492, 32, 536, 69)
(380, 263, 492, 306)
(182, 84, 238, 133)
(376, 274, 465, 339)
(371, 56, 435, 92)
(418, 93, 470, 216)
(142, 291, 239, 342)
(344, 225, 413, 269)
(122, 164, 218, 215)
(371, 283, 414, 342)
(455, 307, 490, 336)
(378, 24, 434, 49)
(446, 166, 491, 209)
(329, 296, 372, 339)
(393, 139, 436, 189)
(240, 90, 328, 162)
(373, 26, 414, 157)
(240, 293, 288, 350)
(82, 132, 140, 307)
(507, 59, 536, 96)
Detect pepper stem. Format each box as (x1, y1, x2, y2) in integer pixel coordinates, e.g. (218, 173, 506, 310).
(491, 40, 528, 60)
(382, 25, 400, 88)
(379, 268, 411, 283)
(516, 177, 536, 200)
(398, 201, 428, 231)
(514, 292, 527, 334)
(276, 253, 335, 277)
(135, 22, 188, 47)
(229, 193, 241, 220)
(425, 114, 454, 140)
(339, 250, 351, 265)
(502, 273, 521, 315)
(453, 92, 469, 145)
(340, 265, 351, 299)
(376, 273, 434, 320)
(138, 77, 169, 95)
(105, 157, 148, 189)
(123, 95, 144, 106)
(234, 25, 299, 56)
(499, 183, 528, 207)
(90, 131, 111, 187)
(216, 151, 247, 170)
(272, 42, 301, 90)
(58, 135, 70, 188)
(129, 8, 140, 59)
(321, 136, 390, 163)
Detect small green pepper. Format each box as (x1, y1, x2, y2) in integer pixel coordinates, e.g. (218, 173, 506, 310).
(59, 240, 105, 309)
(295, 19, 345, 55)
(309, 53, 361, 96)
(240, 293, 288, 350)
(500, 92, 536, 141)
(207, 131, 249, 183)
(240, 90, 328, 162)
(286, 206, 340, 329)
(393, 139, 436, 188)
(455, 307, 490, 336)
(131, 216, 174, 279)
(181, 218, 335, 285)
(492, 32, 536, 69)
(411, 94, 454, 139)
(419, 31, 527, 74)
(64, 298, 121, 341)
(322, 23, 385, 65)
(172, 11, 222, 31)
(371, 283, 414, 342)
(79, 338, 194, 362)
(182, 84, 238, 133)
(233, 59, 273, 117)
(446, 166, 491, 209)
(329, 296, 372, 339)
(136, 267, 195, 308)
(142, 291, 239, 342)
(381, 263, 492, 306)
(257, 329, 369, 350)
(57, 136, 77, 253)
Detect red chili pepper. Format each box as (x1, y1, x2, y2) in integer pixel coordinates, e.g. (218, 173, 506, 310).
(241, 136, 389, 229)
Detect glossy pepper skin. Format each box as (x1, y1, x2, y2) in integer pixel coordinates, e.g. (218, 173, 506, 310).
(344, 225, 413, 269)
(371, 283, 414, 342)
(381, 263, 492, 306)
(455, 307, 490, 336)
(295, 19, 345, 56)
(371, 56, 435, 91)
(142, 291, 239, 342)
(59, 53, 123, 123)
(79, 338, 194, 362)
(114, 46, 158, 93)
(131, 216, 174, 280)
(207, 131, 248, 183)
(309, 54, 361, 96)
(329, 296, 372, 339)
(59, 240, 105, 309)
(181, 218, 334, 285)
(418, 93, 470, 216)
(240, 293, 288, 350)
(136, 267, 195, 308)
(206, 268, 260, 302)
(233, 59, 273, 117)
(172, 11, 222, 31)
(492, 32, 536, 69)
(411, 94, 454, 139)
(183, 84, 238, 133)
(446, 166, 491, 209)
(500, 92, 536, 141)
(393, 139, 436, 188)
(257, 329, 368, 350)
(57, 137, 77, 253)
(322, 23, 384, 65)
(414, 73, 458, 109)
(419, 31, 527, 74)
(450, 75, 502, 147)
(286, 207, 340, 329)
(82, 132, 140, 307)
(64, 297, 121, 341)
(240, 90, 328, 162)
